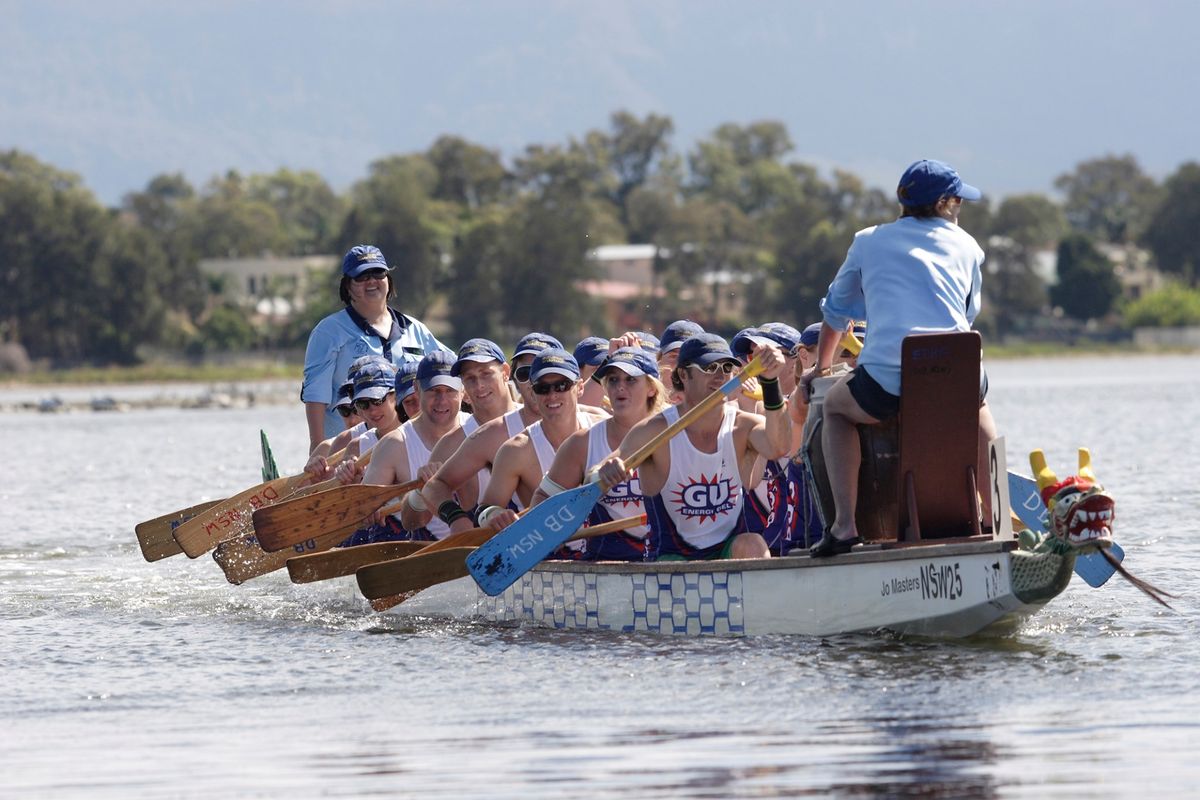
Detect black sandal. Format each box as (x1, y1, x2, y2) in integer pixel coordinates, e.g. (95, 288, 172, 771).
(809, 532, 861, 558)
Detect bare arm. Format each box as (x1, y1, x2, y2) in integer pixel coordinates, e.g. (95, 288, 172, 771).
(361, 433, 408, 487)
(530, 429, 589, 506)
(305, 401, 329, 453)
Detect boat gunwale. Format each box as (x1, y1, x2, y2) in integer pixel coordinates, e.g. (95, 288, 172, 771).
(530, 539, 1020, 576)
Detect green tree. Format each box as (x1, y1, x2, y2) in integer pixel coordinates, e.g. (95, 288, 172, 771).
(1123, 283, 1200, 327)
(121, 173, 206, 316)
(340, 155, 443, 316)
(1055, 154, 1158, 243)
(246, 168, 344, 254)
(426, 135, 509, 210)
(604, 111, 675, 226)
(1050, 234, 1120, 321)
(985, 194, 1064, 335)
(444, 213, 509, 343)
(1141, 161, 1200, 285)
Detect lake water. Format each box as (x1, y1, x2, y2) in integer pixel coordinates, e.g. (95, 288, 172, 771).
(2, 356, 1198, 798)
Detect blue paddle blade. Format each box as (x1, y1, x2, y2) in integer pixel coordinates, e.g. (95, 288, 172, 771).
(467, 481, 603, 596)
(1007, 471, 1122, 588)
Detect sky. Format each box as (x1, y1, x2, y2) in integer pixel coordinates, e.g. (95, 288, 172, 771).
(2, 0, 1197, 207)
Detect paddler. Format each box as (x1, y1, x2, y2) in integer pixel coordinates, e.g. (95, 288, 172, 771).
(523, 346, 669, 561)
(476, 348, 608, 557)
(342, 351, 470, 544)
(573, 336, 610, 407)
(656, 319, 705, 404)
(407, 332, 560, 535)
(597, 333, 792, 560)
(801, 159, 996, 557)
(395, 338, 520, 531)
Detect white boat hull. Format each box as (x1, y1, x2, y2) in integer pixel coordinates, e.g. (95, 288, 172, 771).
(390, 540, 1073, 638)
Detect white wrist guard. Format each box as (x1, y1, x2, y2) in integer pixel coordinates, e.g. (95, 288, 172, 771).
(477, 505, 504, 527)
(538, 474, 568, 497)
(404, 489, 428, 513)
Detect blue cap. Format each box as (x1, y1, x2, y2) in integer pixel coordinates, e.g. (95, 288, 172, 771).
(341, 244, 391, 278)
(634, 331, 661, 354)
(353, 360, 398, 401)
(394, 360, 419, 400)
(759, 322, 804, 353)
(513, 332, 564, 360)
(731, 327, 776, 361)
(334, 380, 355, 409)
(896, 159, 982, 207)
(799, 323, 822, 348)
(676, 333, 737, 370)
(416, 351, 463, 391)
(529, 347, 580, 383)
(573, 337, 609, 368)
(595, 347, 660, 380)
(659, 320, 705, 353)
(348, 354, 389, 381)
(451, 338, 506, 376)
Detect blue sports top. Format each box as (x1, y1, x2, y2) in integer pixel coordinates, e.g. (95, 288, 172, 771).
(820, 216, 985, 395)
(302, 306, 451, 440)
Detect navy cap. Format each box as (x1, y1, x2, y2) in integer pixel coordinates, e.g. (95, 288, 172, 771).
(451, 338, 506, 376)
(416, 351, 463, 391)
(634, 331, 661, 354)
(759, 322, 804, 353)
(334, 380, 355, 409)
(341, 244, 391, 278)
(348, 354, 389, 381)
(799, 323, 822, 348)
(595, 347, 660, 380)
(394, 360, 419, 400)
(676, 333, 737, 370)
(659, 320, 705, 353)
(513, 332, 564, 360)
(529, 347, 580, 383)
(572, 337, 609, 368)
(353, 360, 398, 401)
(731, 327, 776, 361)
(896, 159, 982, 207)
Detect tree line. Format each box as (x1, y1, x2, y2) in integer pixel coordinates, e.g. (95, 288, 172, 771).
(2, 112, 1199, 367)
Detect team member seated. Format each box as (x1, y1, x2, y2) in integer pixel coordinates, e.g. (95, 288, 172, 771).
(573, 336, 610, 407)
(529, 347, 669, 561)
(597, 333, 792, 561)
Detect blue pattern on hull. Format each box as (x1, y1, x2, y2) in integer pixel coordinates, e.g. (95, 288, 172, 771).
(479, 569, 745, 635)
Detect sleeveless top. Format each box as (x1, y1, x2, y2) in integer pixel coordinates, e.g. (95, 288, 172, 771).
(646, 403, 748, 554)
(461, 414, 493, 502)
(500, 407, 532, 511)
(581, 419, 652, 561)
(396, 412, 471, 540)
(527, 411, 596, 554)
(744, 457, 790, 555)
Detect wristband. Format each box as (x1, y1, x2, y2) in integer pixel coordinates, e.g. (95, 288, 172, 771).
(538, 474, 568, 497)
(760, 377, 784, 411)
(437, 500, 469, 525)
(404, 489, 428, 513)
(477, 505, 504, 527)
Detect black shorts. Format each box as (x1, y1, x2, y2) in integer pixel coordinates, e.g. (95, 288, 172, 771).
(846, 365, 989, 421)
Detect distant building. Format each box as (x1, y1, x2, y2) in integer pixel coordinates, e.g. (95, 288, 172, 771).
(199, 254, 336, 317)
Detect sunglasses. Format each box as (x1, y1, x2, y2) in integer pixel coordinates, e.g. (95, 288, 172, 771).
(351, 269, 389, 283)
(688, 361, 737, 376)
(532, 378, 575, 396)
(354, 394, 393, 411)
(336, 405, 357, 418)
(513, 364, 532, 383)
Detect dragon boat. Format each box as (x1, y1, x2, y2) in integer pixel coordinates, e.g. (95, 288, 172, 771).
(379, 333, 1124, 638)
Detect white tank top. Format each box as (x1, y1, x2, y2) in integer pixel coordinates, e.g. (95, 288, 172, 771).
(585, 419, 649, 538)
(399, 412, 470, 539)
(657, 404, 744, 549)
(461, 414, 492, 503)
(500, 407, 532, 511)
(352, 427, 379, 456)
(526, 411, 595, 551)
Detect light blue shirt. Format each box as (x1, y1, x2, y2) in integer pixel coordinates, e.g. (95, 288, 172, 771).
(820, 216, 985, 395)
(302, 308, 451, 440)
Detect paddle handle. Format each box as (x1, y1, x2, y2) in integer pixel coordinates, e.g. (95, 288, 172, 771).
(620, 354, 764, 479)
(565, 514, 646, 542)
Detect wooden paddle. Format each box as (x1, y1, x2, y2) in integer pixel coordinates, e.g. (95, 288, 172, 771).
(134, 499, 224, 562)
(358, 513, 648, 603)
(212, 494, 403, 584)
(466, 354, 766, 596)
(172, 448, 362, 558)
(286, 540, 431, 584)
(252, 476, 419, 552)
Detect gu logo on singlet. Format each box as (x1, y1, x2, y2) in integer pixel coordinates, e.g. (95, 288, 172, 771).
(671, 474, 738, 522)
(606, 474, 644, 508)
